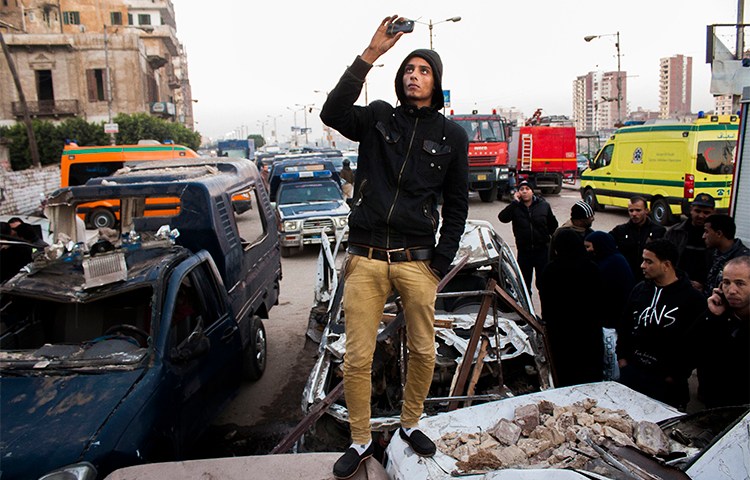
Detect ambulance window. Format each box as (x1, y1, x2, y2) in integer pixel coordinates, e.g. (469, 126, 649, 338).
(593, 144, 614, 169)
(697, 141, 735, 175)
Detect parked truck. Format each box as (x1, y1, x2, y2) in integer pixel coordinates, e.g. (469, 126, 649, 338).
(0, 157, 281, 479)
(217, 139, 256, 160)
(509, 109, 578, 195)
(449, 111, 512, 202)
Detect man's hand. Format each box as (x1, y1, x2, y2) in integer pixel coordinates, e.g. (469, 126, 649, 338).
(707, 287, 727, 316)
(361, 15, 408, 64)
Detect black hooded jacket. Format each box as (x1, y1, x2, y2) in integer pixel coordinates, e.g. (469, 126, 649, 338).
(320, 51, 469, 276)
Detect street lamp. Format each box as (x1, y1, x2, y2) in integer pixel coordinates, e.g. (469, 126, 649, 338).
(416, 16, 461, 50)
(294, 103, 315, 145)
(584, 31, 622, 126)
(267, 114, 281, 144)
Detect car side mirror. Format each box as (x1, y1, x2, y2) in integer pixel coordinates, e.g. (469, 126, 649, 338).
(170, 317, 210, 363)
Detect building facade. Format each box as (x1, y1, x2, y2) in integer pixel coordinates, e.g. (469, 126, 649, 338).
(659, 54, 692, 119)
(572, 70, 628, 133)
(0, 0, 194, 130)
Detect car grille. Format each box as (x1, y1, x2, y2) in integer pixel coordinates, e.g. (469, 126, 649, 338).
(469, 156, 497, 164)
(302, 218, 335, 234)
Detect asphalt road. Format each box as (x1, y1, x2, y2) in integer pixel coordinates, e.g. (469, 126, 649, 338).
(191, 181, 634, 458)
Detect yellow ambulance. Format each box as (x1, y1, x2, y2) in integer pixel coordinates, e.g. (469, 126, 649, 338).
(580, 115, 738, 225)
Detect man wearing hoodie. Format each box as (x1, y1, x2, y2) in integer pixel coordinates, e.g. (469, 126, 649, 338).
(617, 239, 705, 409)
(320, 15, 469, 479)
(610, 196, 666, 282)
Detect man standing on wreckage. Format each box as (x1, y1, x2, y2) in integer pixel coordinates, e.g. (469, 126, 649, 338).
(320, 14, 469, 480)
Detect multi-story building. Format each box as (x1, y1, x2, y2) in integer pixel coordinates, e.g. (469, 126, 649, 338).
(0, 0, 194, 130)
(715, 94, 736, 115)
(659, 54, 692, 119)
(572, 70, 628, 132)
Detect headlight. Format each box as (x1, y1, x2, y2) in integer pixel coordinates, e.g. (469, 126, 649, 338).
(283, 220, 299, 231)
(336, 217, 348, 227)
(39, 462, 97, 480)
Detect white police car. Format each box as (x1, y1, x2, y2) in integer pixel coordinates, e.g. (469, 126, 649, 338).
(275, 169, 349, 257)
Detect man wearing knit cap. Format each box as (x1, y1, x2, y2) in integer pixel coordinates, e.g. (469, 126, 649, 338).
(549, 200, 595, 260)
(321, 15, 469, 479)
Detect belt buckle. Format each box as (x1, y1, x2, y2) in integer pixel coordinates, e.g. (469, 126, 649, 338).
(385, 248, 405, 264)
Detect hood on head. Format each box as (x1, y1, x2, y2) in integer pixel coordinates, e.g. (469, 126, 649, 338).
(554, 229, 587, 260)
(586, 230, 618, 258)
(395, 49, 444, 109)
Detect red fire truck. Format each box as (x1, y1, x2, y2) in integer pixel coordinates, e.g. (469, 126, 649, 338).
(449, 111, 511, 202)
(508, 109, 578, 194)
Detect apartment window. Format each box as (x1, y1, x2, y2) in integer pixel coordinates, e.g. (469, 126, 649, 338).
(128, 13, 133, 25)
(62, 11, 80, 25)
(138, 14, 151, 26)
(111, 12, 123, 25)
(86, 69, 107, 102)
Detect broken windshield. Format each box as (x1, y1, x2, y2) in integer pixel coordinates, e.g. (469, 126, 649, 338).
(0, 287, 153, 370)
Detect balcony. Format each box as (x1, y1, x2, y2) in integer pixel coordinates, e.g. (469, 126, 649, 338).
(12, 99, 80, 118)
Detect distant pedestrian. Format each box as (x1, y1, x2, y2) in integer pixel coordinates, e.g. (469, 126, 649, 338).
(340, 158, 355, 199)
(498, 180, 558, 294)
(665, 193, 714, 291)
(550, 200, 595, 260)
(610, 196, 666, 282)
(703, 214, 750, 296)
(539, 229, 604, 386)
(617, 239, 705, 409)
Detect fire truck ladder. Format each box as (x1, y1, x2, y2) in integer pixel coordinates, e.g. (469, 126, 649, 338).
(520, 133, 533, 171)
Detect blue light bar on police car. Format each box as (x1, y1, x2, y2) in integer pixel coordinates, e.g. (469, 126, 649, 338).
(280, 170, 333, 181)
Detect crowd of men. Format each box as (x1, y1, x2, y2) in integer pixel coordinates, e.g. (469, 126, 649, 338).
(499, 188, 750, 411)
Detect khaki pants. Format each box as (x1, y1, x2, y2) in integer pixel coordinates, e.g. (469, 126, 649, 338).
(342, 255, 438, 444)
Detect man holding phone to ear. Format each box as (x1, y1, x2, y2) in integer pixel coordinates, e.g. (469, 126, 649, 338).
(693, 255, 750, 408)
(320, 15, 469, 479)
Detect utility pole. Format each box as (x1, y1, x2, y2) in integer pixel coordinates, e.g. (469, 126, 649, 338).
(0, 30, 40, 168)
(104, 25, 116, 145)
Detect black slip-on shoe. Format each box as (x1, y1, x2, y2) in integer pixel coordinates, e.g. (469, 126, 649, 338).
(399, 428, 436, 457)
(333, 442, 375, 479)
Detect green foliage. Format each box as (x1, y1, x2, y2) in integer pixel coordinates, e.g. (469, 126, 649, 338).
(0, 115, 202, 170)
(248, 134, 265, 149)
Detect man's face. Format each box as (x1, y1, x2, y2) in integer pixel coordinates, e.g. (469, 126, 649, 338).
(518, 185, 533, 202)
(703, 223, 721, 248)
(689, 205, 714, 228)
(580, 215, 595, 228)
(641, 249, 669, 281)
(721, 262, 750, 311)
(628, 200, 649, 225)
(402, 57, 434, 108)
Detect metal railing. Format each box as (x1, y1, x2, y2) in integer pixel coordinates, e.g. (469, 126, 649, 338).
(11, 99, 80, 117)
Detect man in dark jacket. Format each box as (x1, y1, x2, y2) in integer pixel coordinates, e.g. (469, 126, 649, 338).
(320, 15, 469, 479)
(617, 239, 705, 409)
(703, 214, 750, 296)
(693, 256, 750, 408)
(610, 196, 666, 282)
(498, 180, 558, 294)
(665, 193, 714, 291)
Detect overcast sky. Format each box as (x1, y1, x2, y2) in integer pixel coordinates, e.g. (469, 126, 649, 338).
(173, 0, 742, 142)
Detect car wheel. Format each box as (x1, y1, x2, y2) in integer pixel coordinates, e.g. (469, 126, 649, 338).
(651, 198, 674, 226)
(89, 208, 116, 229)
(583, 188, 602, 212)
(243, 315, 266, 381)
(478, 186, 498, 203)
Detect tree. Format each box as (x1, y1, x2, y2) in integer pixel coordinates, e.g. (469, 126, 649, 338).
(248, 134, 265, 149)
(0, 114, 202, 170)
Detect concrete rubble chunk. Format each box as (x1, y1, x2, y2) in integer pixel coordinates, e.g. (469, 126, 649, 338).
(634, 421, 671, 456)
(513, 403, 540, 435)
(489, 418, 522, 446)
(438, 398, 671, 475)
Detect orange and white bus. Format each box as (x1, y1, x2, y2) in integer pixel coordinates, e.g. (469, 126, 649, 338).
(60, 140, 199, 228)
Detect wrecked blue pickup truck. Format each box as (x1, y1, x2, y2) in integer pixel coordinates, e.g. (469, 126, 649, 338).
(0, 158, 281, 479)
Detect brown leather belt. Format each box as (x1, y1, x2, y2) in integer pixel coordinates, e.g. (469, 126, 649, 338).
(348, 244, 433, 263)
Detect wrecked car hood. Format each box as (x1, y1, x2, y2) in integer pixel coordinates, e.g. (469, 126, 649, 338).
(0, 370, 143, 478)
